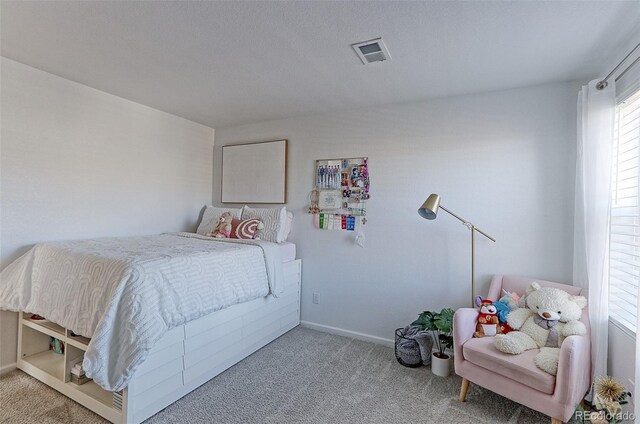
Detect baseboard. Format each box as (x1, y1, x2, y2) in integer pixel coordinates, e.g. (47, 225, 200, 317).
(300, 321, 394, 348)
(0, 362, 17, 376)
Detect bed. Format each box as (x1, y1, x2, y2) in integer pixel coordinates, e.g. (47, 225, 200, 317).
(1, 232, 301, 423)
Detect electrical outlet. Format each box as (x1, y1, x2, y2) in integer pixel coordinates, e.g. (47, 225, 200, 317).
(312, 293, 319, 304)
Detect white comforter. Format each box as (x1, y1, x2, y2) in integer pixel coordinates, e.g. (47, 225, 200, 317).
(0, 232, 283, 391)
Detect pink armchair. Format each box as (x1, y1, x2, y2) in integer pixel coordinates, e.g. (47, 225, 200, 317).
(454, 275, 590, 424)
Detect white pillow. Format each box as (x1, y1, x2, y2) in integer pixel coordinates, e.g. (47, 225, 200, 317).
(196, 206, 243, 236)
(242, 206, 287, 243)
(282, 211, 293, 241)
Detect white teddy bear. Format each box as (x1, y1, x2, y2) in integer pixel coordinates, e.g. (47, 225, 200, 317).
(493, 282, 587, 375)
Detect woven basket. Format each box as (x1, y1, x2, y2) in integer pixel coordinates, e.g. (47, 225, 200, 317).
(394, 328, 423, 367)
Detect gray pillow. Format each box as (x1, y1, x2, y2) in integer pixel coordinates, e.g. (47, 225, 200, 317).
(242, 206, 287, 243)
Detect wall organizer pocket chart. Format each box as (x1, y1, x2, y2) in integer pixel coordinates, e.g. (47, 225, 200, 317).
(309, 157, 370, 232)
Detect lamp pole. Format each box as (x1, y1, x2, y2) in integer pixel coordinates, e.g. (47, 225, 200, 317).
(471, 224, 475, 308)
(438, 205, 495, 308)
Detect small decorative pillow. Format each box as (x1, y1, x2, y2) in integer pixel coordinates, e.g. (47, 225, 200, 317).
(196, 206, 243, 236)
(230, 218, 263, 239)
(241, 206, 287, 243)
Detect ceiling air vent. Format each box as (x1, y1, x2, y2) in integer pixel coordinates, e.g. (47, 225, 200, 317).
(352, 38, 391, 65)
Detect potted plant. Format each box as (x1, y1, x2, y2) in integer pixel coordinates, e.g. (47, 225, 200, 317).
(411, 308, 454, 377)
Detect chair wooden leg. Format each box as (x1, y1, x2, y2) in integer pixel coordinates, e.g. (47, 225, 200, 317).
(459, 378, 470, 402)
(551, 418, 563, 424)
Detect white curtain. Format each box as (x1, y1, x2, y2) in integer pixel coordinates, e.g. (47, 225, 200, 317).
(573, 79, 615, 384)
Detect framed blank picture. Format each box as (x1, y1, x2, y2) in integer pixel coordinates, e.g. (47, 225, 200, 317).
(222, 139, 287, 204)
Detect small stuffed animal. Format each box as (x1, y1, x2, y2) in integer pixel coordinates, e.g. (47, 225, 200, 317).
(493, 290, 520, 334)
(493, 301, 514, 334)
(474, 296, 500, 338)
(494, 282, 587, 375)
(210, 212, 233, 238)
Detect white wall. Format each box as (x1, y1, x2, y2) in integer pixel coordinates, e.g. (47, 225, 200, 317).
(214, 82, 578, 343)
(0, 58, 215, 373)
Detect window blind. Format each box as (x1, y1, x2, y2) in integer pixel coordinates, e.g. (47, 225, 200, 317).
(610, 88, 640, 333)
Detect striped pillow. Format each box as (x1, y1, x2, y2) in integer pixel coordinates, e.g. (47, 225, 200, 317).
(230, 218, 262, 239)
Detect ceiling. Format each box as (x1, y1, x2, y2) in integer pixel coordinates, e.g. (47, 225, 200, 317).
(2, 1, 639, 128)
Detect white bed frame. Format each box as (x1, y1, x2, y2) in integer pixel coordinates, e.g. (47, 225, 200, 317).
(17, 259, 302, 424)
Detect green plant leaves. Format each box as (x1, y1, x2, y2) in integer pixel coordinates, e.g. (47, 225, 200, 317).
(411, 308, 455, 355)
(434, 308, 454, 334)
(410, 311, 436, 331)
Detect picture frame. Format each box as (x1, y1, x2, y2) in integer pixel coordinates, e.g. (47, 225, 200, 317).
(222, 139, 287, 204)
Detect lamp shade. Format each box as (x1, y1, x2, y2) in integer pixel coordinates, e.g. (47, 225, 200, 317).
(418, 193, 441, 220)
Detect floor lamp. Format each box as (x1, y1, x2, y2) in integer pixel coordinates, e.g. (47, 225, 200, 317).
(418, 193, 496, 307)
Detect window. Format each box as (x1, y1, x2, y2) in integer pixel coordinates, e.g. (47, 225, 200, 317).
(610, 88, 640, 333)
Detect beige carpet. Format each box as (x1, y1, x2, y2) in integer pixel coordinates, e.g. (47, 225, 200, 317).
(1, 327, 575, 423)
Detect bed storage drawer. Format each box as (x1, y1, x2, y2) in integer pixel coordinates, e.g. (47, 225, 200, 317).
(185, 304, 247, 339)
(183, 328, 243, 369)
(134, 372, 184, 412)
(132, 357, 183, 395)
(135, 341, 184, 377)
(184, 316, 243, 353)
